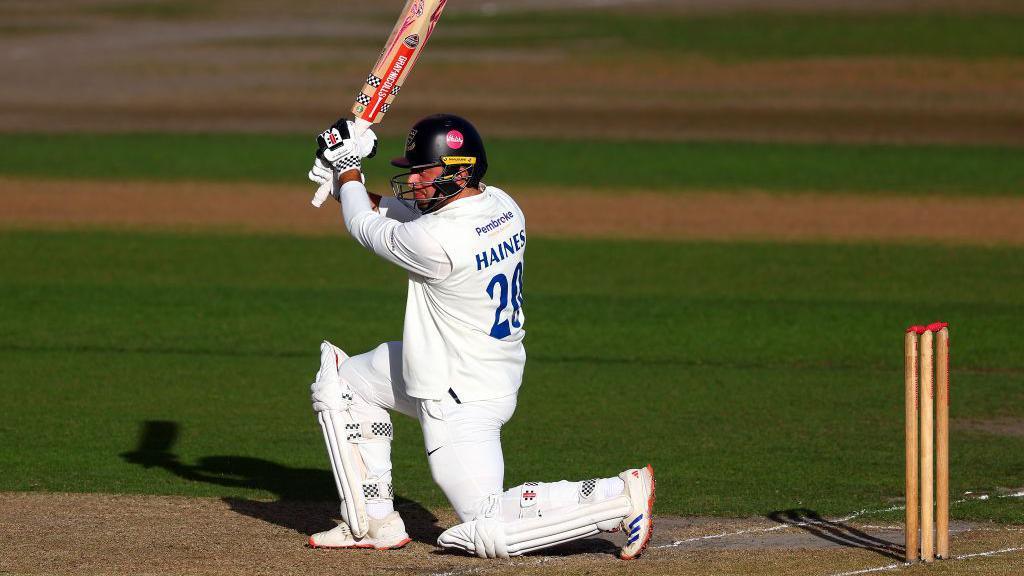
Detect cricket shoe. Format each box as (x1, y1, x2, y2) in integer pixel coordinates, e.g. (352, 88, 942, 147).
(618, 464, 656, 560)
(308, 512, 411, 550)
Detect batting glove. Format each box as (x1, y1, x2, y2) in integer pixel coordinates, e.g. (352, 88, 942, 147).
(309, 119, 377, 207)
(316, 119, 377, 173)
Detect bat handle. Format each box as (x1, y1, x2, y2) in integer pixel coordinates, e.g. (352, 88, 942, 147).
(352, 117, 373, 138)
(312, 180, 334, 208)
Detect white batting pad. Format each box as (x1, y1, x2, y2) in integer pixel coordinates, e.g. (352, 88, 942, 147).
(312, 341, 395, 538)
(437, 494, 630, 558)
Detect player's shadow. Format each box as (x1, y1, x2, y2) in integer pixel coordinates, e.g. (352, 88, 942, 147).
(767, 508, 904, 561)
(120, 420, 443, 544)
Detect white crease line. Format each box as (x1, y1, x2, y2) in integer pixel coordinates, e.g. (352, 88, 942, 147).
(955, 545, 1024, 559)
(433, 545, 1024, 576)
(825, 546, 1024, 576)
(657, 509, 873, 549)
(828, 563, 904, 576)
(657, 491, 1024, 550)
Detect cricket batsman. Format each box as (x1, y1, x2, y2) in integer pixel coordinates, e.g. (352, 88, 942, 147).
(305, 113, 655, 559)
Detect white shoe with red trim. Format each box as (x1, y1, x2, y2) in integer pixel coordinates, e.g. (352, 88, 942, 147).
(618, 464, 655, 560)
(309, 512, 411, 550)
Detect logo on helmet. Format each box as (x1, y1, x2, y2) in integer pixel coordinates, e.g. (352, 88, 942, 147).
(405, 129, 418, 151)
(446, 130, 464, 150)
(404, 34, 420, 49)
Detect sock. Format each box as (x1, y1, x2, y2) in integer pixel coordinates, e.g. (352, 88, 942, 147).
(600, 476, 625, 499)
(366, 499, 394, 520)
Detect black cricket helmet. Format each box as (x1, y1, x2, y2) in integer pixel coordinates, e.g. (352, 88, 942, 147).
(390, 114, 488, 213)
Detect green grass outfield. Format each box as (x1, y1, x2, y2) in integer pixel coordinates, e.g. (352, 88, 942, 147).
(2, 133, 1022, 196)
(438, 10, 1024, 60)
(1, 230, 1022, 522)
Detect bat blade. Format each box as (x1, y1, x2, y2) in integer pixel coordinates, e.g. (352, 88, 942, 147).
(352, 0, 447, 127)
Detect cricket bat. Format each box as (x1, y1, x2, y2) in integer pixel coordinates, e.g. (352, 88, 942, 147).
(314, 0, 447, 206)
(351, 0, 448, 136)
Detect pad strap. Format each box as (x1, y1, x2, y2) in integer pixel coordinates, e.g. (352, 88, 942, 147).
(578, 479, 598, 503)
(345, 421, 394, 441)
(362, 481, 394, 500)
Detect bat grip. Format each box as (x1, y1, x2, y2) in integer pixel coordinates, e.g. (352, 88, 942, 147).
(352, 117, 373, 138)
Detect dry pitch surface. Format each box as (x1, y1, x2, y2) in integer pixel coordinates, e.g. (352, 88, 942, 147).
(2, 492, 1023, 576)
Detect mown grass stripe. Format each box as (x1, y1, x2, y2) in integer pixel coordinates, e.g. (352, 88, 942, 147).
(2, 134, 1022, 196)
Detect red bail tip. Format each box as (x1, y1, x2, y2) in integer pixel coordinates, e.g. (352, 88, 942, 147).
(926, 321, 949, 332)
(906, 325, 927, 334)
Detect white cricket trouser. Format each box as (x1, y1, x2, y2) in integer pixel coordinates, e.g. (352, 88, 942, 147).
(341, 341, 517, 521)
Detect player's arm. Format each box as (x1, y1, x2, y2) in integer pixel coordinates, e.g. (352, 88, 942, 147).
(365, 190, 421, 223)
(378, 195, 420, 223)
(338, 171, 450, 280)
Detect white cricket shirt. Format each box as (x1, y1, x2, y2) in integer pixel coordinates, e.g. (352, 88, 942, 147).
(340, 181, 527, 401)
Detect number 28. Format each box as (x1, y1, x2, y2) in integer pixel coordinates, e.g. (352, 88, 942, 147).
(486, 262, 524, 339)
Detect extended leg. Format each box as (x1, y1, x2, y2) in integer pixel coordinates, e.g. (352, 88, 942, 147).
(438, 465, 655, 559)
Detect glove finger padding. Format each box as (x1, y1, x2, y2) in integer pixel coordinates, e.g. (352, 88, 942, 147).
(311, 180, 335, 208)
(308, 157, 333, 185)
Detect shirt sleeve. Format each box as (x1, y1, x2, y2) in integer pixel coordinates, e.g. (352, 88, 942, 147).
(340, 180, 452, 280)
(378, 195, 421, 223)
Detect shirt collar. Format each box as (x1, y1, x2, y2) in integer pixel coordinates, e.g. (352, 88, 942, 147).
(432, 187, 489, 215)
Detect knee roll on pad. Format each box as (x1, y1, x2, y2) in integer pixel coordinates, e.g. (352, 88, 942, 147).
(311, 342, 357, 413)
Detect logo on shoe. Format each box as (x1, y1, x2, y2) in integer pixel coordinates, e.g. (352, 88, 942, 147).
(627, 514, 644, 544)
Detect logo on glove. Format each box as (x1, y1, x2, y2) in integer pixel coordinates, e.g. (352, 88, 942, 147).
(322, 128, 342, 147)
